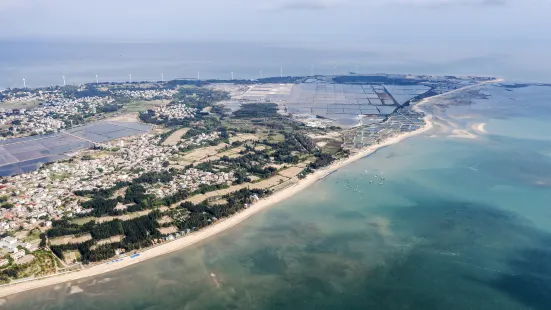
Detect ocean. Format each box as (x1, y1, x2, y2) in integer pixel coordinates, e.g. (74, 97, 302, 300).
(1, 40, 550, 89)
(2, 81, 551, 308)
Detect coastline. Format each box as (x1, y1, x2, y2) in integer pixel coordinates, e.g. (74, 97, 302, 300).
(0, 79, 505, 298)
(0, 116, 434, 298)
(4, 79, 514, 299)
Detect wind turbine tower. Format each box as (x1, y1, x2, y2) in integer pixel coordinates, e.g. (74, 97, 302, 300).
(23, 78, 26, 89)
(129, 74, 132, 83)
(280, 67, 283, 78)
(231, 72, 234, 80)
(96, 75, 99, 84)
(63, 76, 66, 86)
(161, 73, 164, 82)
(197, 72, 200, 81)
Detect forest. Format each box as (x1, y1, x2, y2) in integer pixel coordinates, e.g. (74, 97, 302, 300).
(47, 188, 270, 264)
(49, 211, 161, 263)
(233, 103, 279, 119)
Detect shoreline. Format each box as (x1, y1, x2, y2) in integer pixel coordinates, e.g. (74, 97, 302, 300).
(0, 117, 434, 298)
(4, 79, 512, 298)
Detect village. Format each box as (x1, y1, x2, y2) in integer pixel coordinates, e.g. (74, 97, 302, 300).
(0, 86, 177, 138)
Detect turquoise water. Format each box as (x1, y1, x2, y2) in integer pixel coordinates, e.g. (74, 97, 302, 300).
(3, 85, 551, 309)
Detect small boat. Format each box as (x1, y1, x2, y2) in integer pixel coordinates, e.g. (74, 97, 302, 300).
(378, 182, 384, 185)
(369, 181, 373, 183)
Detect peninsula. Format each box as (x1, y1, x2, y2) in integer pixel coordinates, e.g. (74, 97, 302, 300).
(0, 73, 499, 297)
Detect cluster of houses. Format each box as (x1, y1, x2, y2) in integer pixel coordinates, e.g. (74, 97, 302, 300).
(148, 104, 196, 120)
(0, 89, 64, 104)
(0, 129, 236, 234)
(0, 95, 115, 137)
(179, 132, 220, 149)
(113, 89, 177, 100)
(0, 134, 176, 232)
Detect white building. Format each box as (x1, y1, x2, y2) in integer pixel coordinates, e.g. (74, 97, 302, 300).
(10, 249, 25, 261)
(2, 236, 17, 245)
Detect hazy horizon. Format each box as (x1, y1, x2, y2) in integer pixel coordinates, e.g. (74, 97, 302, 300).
(1, 1, 550, 84)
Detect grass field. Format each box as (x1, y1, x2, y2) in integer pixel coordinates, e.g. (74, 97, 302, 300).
(162, 128, 189, 146)
(267, 132, 285, 143)
(183, 143, 229, 162)
(0, 100, 41, 110)
(50, 234, 93, 246)
(229, 133, 258, 144)
(25, 228, 42, 242)
(122, 99, 168, 112)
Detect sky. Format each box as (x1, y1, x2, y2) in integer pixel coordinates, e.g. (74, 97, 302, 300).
(0, 0, 549, 46)
(0, 0, 550, 82)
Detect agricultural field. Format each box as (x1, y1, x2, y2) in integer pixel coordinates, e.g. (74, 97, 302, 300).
(121, 99, 169, 113)
(162, 128, 190, 146)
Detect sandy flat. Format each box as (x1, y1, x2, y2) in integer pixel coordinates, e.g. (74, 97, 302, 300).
(278, 166, 304, 179)
(449, 129, 477, 139)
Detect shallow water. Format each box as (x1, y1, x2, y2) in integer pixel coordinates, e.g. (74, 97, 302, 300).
(3, 85, 551, 309)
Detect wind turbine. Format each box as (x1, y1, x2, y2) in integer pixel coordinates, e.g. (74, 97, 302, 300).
(280, 67, 283, 78)
(129, 74, 132, 83)
(63, 76, 66, 86)
(161, 73, 164, 82)
(197, 72, 200, 81)
(95, 74, 99, 84)
(23, 78, 26, 89)
(231, 72, 234, 80)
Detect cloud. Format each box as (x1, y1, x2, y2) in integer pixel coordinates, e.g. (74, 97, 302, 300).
(392, 0, 509, 7)
(272, 0, 509, 11)
(271, 0, 347, 11)
(277, 1, 336, 11)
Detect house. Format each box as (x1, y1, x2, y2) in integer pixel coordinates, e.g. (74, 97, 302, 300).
(10, 249, 25, 261)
